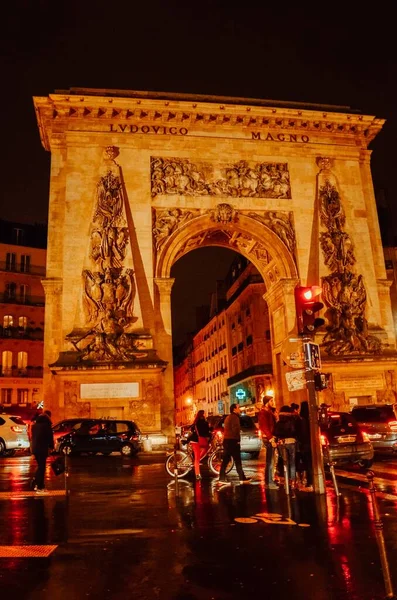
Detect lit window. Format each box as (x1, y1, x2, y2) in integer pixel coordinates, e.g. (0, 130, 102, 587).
(19, 316, 28, 329)
(3, 315, 13, 328)
(2, 351, 12, 375)
(6, 253, 16, 271)
(17, 389, 29, 404)
(20, 255, 31, 273)
(1, 389, 12, 403)
(18, 351, 28, 371)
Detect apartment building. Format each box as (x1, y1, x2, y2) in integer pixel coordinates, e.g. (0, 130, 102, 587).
(174, 257, 274, 425)
(0, 220, 46, 410)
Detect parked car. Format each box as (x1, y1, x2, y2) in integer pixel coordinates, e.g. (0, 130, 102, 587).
(320, 411, 374, 468)
(0, 414, 30, 456)
(55, 418, 142, 457)
(350, 404, 397, 455)
(52, 419, 86, 444)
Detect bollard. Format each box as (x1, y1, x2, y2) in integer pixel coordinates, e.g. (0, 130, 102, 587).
(328, 460, 341, 497)
(280, 444, 290, 496)
(64, 452, 69, 495)
(367, 470, 395, 599)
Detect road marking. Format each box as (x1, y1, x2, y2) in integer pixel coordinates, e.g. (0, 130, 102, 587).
(0, 490, 67, 500)
(235, 512, 310, 527)
(336, 470, 397, 488)
(0, 545, 57, 557)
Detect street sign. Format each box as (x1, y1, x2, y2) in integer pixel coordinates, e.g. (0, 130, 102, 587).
(281, 337, 304, 369)
(304, 342, 321, 369)
(285, 369, 306, 392)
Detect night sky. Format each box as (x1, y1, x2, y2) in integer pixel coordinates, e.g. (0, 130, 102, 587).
(2, 2, 396, 343)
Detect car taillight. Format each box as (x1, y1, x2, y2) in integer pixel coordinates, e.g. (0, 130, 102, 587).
(361, 431, 370, 442)
(11, 426, 25, 433)
(320, 434, 328, 446)
(388, 420, 397, 431)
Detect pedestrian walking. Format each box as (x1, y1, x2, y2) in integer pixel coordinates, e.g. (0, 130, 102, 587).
(298, 401, 314, 491)
(258, 395, 278, 489)
(273, 406, 300, 490)
(27, 408, 43, 451)
(31, 412, 54, 494)
(217, 404, 251, 487)
(189, 409, 211, 480)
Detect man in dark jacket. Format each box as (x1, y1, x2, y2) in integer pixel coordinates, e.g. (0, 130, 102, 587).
(258, 396, 278, 489)
(31, 413, 54, 494)
(217, 403, 251, 487)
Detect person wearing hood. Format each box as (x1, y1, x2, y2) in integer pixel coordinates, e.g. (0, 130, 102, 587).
(31, 412, 54, 494)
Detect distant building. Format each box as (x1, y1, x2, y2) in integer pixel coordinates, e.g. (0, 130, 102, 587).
(0, 220, 47, 411)
(174, 257, 274, 425)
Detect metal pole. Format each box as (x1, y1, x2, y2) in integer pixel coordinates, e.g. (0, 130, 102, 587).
(280, 444, 290, 496)
(367, 471, 395, 599)
(173, 435, 179, 495)
(303, 338, 326, 495)
(328, 460, 341, 497)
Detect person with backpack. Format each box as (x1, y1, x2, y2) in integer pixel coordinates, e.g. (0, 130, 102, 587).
(31, 411, 54, 494)
(273, 405, 300, 490)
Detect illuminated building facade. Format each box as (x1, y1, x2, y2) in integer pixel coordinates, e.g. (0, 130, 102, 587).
(0, 220, 46, 410)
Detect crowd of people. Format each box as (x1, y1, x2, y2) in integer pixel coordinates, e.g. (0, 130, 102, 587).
(187, 396, 313, 491)
(258, 397, 313, 492)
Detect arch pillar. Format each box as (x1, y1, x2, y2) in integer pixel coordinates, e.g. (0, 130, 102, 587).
(154, 277, 176, 440)
(263, 277, 300, 405)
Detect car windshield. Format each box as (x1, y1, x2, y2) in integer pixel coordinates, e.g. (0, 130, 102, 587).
(352, 406, 397, 422)
(323, 413, 359, 434)
(9, 416, 26, 425)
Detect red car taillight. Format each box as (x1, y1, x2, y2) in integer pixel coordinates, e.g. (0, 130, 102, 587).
(361, 431, 370, 442)
(11, 426, 25, 433)
(388, 420, 397, 431)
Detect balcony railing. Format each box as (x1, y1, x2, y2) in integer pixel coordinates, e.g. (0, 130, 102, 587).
(0, 261, 46, 276)
(0, 326, 44, 341)
(0, 293, 45, 307)
(0, 366, 43, 378)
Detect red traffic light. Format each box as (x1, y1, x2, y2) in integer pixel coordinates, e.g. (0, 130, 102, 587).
(294, 286, 325, 335)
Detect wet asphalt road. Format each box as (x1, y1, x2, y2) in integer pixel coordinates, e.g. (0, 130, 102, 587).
(0, 452, 397, 600)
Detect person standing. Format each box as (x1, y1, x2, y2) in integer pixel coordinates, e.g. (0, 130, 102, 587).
(217, 404, 251, 487)
(273, 406, 300, 490)
(31, 412, 54, 494)
(258, 396, 278, 489)
(189, 410, 211, 480)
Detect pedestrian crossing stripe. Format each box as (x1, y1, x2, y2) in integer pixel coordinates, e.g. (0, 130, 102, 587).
(0, 545, 58, 557)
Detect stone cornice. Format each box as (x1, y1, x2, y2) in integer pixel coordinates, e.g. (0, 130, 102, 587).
(34, 91, 385, 152)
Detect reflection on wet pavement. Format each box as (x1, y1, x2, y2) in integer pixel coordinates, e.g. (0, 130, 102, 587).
(0, 453, 395, 599)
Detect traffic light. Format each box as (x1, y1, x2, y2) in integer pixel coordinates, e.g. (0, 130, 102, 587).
(294, 285, 325, 335)
(314, 372, 330, 391)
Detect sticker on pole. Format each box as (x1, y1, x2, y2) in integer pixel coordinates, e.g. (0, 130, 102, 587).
(304, 342, 321, 369)
(285, 369, 306, 392)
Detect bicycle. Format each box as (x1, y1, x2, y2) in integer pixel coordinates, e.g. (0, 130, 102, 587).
(165, 432, 234, 478)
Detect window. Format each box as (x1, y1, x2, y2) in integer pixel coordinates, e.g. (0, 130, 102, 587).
(6, 253, 16, 271)
(13, 228, 25, 245)
(18, 351, 28, 372)
(232, 346, 237, 356)
(19, 284, 29, 302)
(3, 315, 13, 328)
(18, 316, 28, 329)
(1, 389, 12, 403)
(17, 389, 29, 404)
(5, 282, 16, 300)
(20, 255, 31, 273)
(246, 334, 253, 345)
(238, 342, 244, 352)
(2, 351, 12, 375)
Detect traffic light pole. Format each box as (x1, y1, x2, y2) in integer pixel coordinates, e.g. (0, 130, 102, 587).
(303, 337, 326, 495)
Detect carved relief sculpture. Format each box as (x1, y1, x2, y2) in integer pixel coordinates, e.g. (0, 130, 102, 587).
(317, 157, 381, 356)
(152, 208, 200, 252)
(151, 157, 291, 199)
(248, 211, 296, 254)
(66, 147, 149, 364)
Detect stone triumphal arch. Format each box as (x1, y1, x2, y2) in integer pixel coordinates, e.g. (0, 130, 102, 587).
(34, 89, 397, 443)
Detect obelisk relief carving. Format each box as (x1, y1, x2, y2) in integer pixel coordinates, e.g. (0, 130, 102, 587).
(317, 157, 381, 356)
(61, 146, 160, 366)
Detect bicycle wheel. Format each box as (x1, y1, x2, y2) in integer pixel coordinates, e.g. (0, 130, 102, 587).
(208, 448, 234, 476)
(165, 450, 192, 478)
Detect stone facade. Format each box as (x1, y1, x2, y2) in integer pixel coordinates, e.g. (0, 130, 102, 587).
(34, 89, 397, 441)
